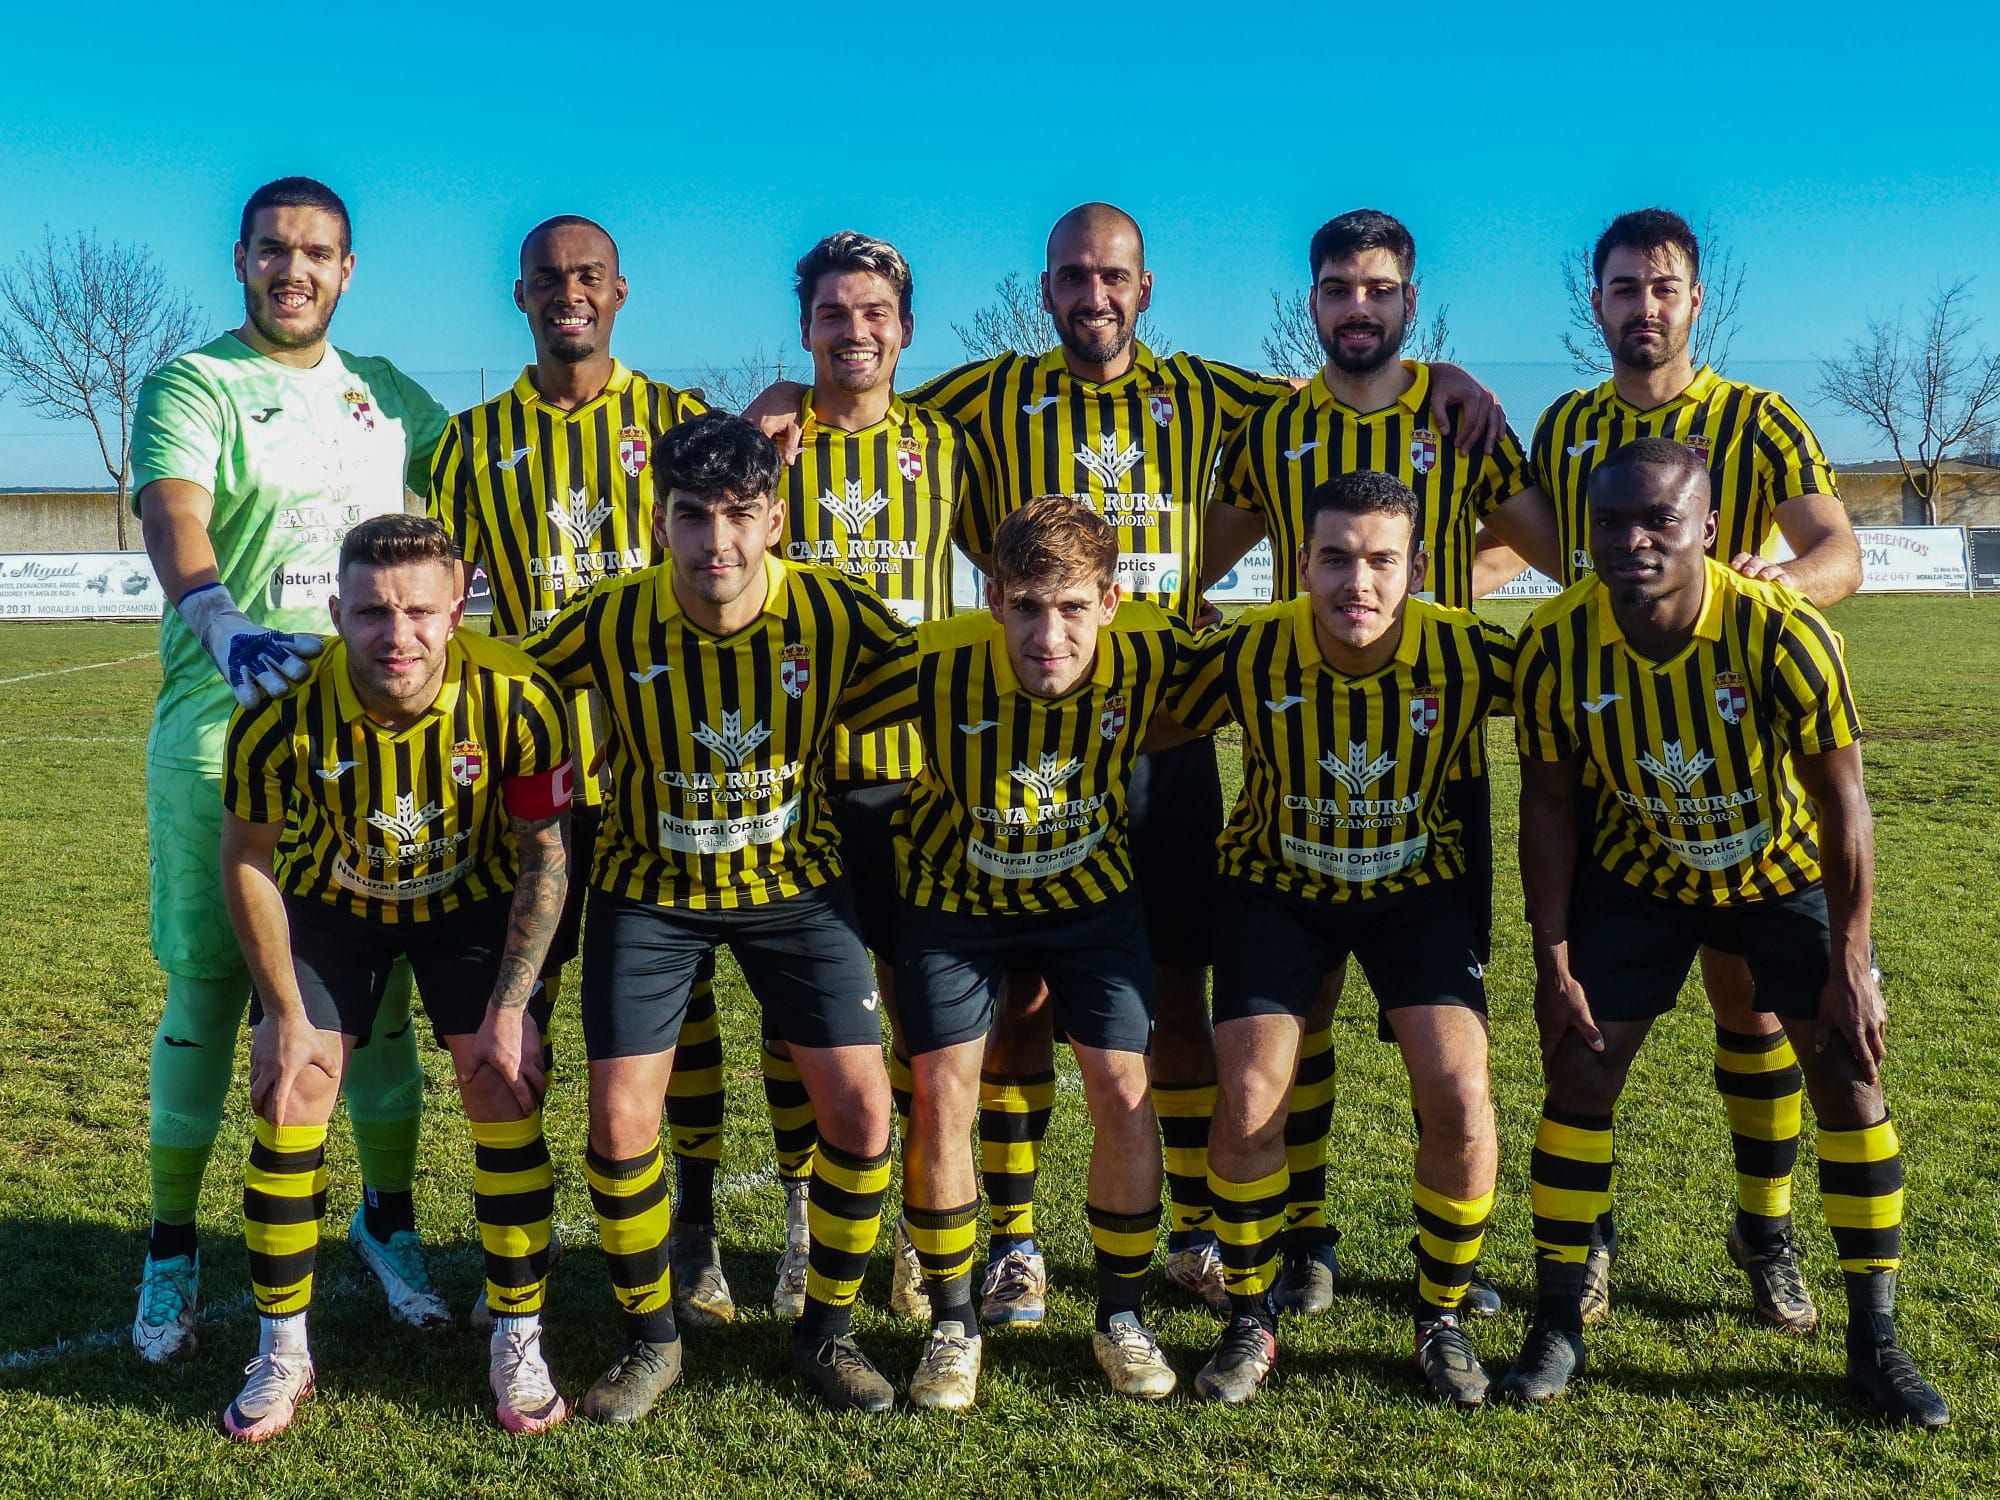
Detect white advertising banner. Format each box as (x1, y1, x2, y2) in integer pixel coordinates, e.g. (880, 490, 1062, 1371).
(1208, 540, 1276, 603)
(1485, 567, 1564, 600)
(0, 552, 166, 620)
(1852, 526, 1970, 593)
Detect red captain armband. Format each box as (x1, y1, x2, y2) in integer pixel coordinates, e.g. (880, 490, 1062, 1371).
(503, 759, 575, 821)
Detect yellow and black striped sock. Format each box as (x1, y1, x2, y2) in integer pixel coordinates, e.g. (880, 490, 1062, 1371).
(800, 1141, 892, 1340)
(666, 975, 723, 1225)
(1714, 1025, 1803, 1242)
(1529, 1106, 1614, 1332)
(585, 1140, 676, 1343)
(244, 1118, 328, 1318)
(1412, 1179, 1494, 1318)
(886, 1051, 914, 1148)
(471, 1111, 554, 1318)
(1155, 1083, 1218, 1244)
(1820, 1114, 1905, 1342)
(979, 1069, 1055, 1247)
(1089, 1202, 1161, 1327)
(1211, 1165, 1287, 1318)
(1283, 1023, 1337, 1244)
(905, 1200, 979, 1325)
(762, 1043, 820, 1186)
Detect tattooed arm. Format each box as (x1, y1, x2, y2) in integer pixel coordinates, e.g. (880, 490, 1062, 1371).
(466, 810, 569, 1113)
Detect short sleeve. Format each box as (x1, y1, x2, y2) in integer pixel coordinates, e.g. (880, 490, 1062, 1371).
(1754, 392, 1840, 509)
(222, 699, 290, 823)
(1164, 622, 1239, 736)
(1771, 602, 1861, 753)
(131, 358, 226, 501)
(1513, 624, 1576, 762)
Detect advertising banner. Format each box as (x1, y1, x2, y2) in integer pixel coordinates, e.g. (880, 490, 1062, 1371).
(0, 552, 165, 620)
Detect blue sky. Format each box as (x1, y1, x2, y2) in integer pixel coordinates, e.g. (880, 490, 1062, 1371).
(4, 3, 1998, 483)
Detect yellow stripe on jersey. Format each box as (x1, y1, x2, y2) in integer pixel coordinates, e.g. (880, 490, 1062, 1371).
(842, 602, 1186, 917)
(908, 344, 1288, 620)
(1219, 363, 1529, 610)
(1529, 366, 1839, 586)
(776, 393, 966, 784)
(1515, 558, 1860, 905)
(1170, 596, 1513, 904)
(223, 633, 572, 923)
(426, 361, 708, 803)
(523, 552, 910, 910)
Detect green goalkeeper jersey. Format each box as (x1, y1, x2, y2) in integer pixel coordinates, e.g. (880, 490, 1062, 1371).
(132, 332, 447, 770)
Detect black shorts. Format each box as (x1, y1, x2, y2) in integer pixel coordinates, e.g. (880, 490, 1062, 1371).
(1129, 735, 1223, 969)
(545, 801, 600, 974)
(1442, 764, 1493, 966)
(579, 882, 882, 1060)
(894, 890, 1155, 1057)
(255, 893, 552, 1048)
(1565, 872, 1832, 1023)
(829, 779, 907, 957)
(1212, 878, 1488, 1041)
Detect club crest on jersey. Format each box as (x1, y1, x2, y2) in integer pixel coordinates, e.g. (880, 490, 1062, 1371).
(1409, 428, 1439, 475)
(343, 389, 375, 431)
(1687, 431, 1712, 463)
(1145, 388, 1176, 427)
(780, 642, 811, 700)
(619, 425, 649, 477)
(896, 436, 925, 483)
(1099, 694, 1128, 740)
(449, 740, 485, 787)
(1713, 671, 1748, 725)
(1409, 692, 1440, 736)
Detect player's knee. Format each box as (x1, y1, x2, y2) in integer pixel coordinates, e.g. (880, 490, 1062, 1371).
(1411, 1073, 1490, 1149)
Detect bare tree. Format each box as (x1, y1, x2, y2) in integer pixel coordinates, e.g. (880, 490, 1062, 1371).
(0, 230, 205, 548)
(1561, 214, 1745, 378)
(1260, 288, 1453, 378)
(1817, 278, 2000, 525)
(691, 345, 799, 413)
(952, 271, 1169, 360)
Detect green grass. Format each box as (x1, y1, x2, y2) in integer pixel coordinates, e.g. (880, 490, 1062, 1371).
(2, 601, 1998, 1498)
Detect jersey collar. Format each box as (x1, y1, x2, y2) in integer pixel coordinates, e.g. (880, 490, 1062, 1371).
(799, 391, 911, 441)
(1290, 593, 1428, 676)
(329, 634, 466, 732)
(1595, 363, 1720, 417)
(1033, 340, 1165, 393)
(1593, 556, 1728, 654)
(654, 550, 792, 630)
(1306, 360, 1431, 420)
(510, 359, 635, 413)
(984, 610, 1120, 699)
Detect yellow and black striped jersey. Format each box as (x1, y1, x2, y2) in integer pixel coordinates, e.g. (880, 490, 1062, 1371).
(1218, 363, 1530, 609)
(426, 361, 708, 803)
(1169, 596, 1513, 903)
(842, 602, 1186, 917)
(523, 553, 910, 910)
(908, 344, 1289, 620)
(223, 632, 572, 924)
(1529, 366, 1839, 586)
(776, 393, 967, 784)
(1515, 558, 1860, 906)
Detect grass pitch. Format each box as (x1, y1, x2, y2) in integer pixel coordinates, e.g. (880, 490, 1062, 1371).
(1, 599, 1997, 1498)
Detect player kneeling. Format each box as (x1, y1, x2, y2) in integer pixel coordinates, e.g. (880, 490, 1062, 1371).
(1156, 471, 1513, 1406)
(842, 496, 1190, 1405)
(217, 515, 574, 1440)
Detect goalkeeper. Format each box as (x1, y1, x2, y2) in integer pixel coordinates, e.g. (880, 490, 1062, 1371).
(131, 176, 449, 1364)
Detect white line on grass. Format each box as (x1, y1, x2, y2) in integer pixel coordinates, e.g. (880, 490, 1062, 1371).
(0, 652, 156, 688)
(2, 1166, 782, 1373)
(0, 735, 145, 746)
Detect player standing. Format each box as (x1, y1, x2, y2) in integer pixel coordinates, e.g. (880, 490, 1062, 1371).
(133, 177, 449, 1363)
(1503, 439, 1945, 1428)
(216, 515, 573, 1440)
(1199, 209, 1557, 1314)
(773, 230, 970, 1318)
(1489, 209, 1864, 1329)
(426, 214, 761, 1328)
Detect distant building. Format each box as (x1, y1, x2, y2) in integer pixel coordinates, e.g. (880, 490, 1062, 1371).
(1834, 459, 2000, 528)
